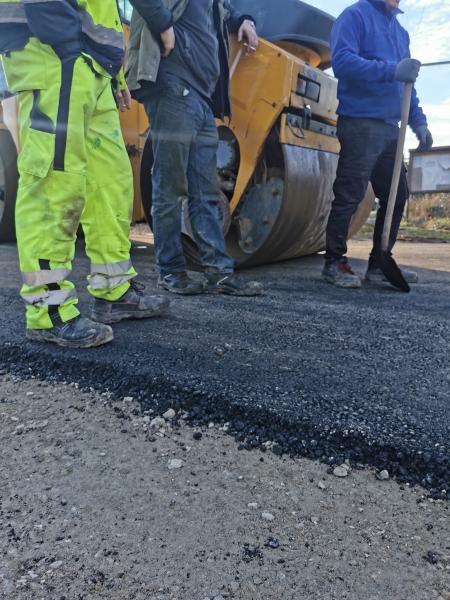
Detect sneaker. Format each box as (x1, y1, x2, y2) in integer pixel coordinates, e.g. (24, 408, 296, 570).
(26, 316, 113, 348)
(91, 281, 170, 324)
(365, 266, 418, 284)
(203, 273, 263, 296)
(322, 261, 361, 289)
(158, 272, 204, 295)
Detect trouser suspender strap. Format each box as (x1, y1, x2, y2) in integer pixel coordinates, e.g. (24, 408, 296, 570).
(54, 56, 77, 172)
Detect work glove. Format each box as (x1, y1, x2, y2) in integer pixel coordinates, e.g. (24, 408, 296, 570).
(415, 125, 434, 151)
(395, 58, 421, 82)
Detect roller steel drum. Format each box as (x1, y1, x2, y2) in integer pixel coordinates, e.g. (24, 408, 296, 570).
(140, 135, 373, 269)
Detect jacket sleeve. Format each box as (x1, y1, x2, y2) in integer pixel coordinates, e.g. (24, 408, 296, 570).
(128, 0, 173, 36)
(23, 0, 82, 53)
(225, 1, 254, 34)
(331, 9, 397, 83)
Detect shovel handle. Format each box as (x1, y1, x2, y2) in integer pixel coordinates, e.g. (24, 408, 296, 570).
(381, 81, 413, 253)
(229, 47, 244, 79)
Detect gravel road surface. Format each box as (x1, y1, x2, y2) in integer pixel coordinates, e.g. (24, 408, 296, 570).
(1, 375, 449, 600)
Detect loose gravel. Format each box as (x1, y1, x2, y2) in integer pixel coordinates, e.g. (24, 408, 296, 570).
(0, 375, 449, 600)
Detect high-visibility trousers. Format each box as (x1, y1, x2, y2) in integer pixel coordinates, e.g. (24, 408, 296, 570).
(13, 51, 136, 329)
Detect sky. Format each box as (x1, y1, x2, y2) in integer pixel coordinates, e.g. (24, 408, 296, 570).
(306, 0, 450, 150)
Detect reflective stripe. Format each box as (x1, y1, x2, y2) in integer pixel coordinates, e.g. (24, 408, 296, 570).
(0, 2, 27, 23)
(90, 260, 133, 277)
(21, 268, 70, 286)
(89, 274, 131, 290)
(21, 288, 77, 306)
(81, 10, 124, 51)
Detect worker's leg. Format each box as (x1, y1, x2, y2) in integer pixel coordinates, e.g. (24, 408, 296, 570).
(15, 55, 89, 330)
(370, 129, 409, 259)
(325, 117, 385, 263)
(81, 70, 137, 300)
(83, 73, 170, 322)
(186, 97, 234, 274)
(143, 79, 196, 276)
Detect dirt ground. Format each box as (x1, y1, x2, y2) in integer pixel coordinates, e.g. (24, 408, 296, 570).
(0, 373, 449, 600)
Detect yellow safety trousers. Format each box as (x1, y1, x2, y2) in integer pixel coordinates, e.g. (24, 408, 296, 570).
(14, 50, 136, 329)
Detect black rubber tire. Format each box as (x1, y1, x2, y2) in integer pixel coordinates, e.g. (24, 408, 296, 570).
(0, 128, 18, 243)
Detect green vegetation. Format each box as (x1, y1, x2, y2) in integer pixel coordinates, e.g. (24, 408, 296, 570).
(354, 193, 450, 243)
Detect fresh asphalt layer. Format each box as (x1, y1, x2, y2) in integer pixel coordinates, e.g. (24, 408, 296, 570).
(0, 239, 449, 497)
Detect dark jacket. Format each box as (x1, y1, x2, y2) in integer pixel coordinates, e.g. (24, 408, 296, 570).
(126, 0, 252, 118)
(331, 0, 427, 131)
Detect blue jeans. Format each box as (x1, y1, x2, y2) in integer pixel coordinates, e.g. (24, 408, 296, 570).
(143, 78, 234, 276)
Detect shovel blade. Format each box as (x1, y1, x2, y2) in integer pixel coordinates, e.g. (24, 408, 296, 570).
(379, 253, 410, 293)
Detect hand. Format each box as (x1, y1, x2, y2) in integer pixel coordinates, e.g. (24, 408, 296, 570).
(117, 86, 132, 112)
(415, 125, 433, 151)
(395, 58, 421, 82)
(238, 19, 258, 55)
(160, 26, 175, 58)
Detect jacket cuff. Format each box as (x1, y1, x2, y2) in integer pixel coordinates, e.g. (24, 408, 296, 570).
(237, 15, 255, 28)
(150, 11, 173, 35)
(410, 119, 428, 134)
(385, 61, 397, 82)
(115, 68, 127, 92)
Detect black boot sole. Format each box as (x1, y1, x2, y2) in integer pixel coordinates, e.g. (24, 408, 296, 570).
(26, 327, 114, 348)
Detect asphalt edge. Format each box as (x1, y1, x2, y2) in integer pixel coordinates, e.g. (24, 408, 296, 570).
(0, 342, 448, 499)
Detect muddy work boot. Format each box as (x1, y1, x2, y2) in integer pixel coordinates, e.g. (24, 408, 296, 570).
(26, 316, 113, 348)
(91, 281, 170, 324)
(158, 272, 204, 295)
(365, 265, 418, 284)
(203, 273, 263, 296)
(322, 261, 361, 289)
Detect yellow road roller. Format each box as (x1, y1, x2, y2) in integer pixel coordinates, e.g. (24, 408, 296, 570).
(0, 0, 372, 265)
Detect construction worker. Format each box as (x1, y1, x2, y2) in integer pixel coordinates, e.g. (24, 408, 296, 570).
(322, 0, 433, 288)
(0, 0, 170, 348)
(126, 0, 262, 296)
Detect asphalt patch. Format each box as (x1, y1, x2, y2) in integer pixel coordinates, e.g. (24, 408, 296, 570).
(0, 242, 449, 498)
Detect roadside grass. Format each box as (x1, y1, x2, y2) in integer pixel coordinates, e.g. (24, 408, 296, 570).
(354, 193, 450, 243)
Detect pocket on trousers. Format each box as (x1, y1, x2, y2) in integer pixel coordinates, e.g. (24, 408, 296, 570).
(163, 76, 190, 99)
(18, 127, 54, 180)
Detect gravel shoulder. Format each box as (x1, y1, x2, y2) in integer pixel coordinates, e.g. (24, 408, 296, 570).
(1, 374, 449, 600)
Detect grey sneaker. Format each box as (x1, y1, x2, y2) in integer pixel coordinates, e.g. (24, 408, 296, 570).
(158, 272, 204, 295)
(91, 281, 170, 324)
(322, 261, 361, 289)
(365, 266, 418, 284)
(26, 316, 113, 348)
(203, 273, 263, 296)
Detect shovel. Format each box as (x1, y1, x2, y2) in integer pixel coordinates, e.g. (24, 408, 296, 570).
(378, 81, 413, 293)
(229, 46, 244, 79)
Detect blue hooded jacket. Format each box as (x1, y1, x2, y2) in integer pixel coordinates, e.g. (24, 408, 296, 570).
(331, 0, 427, 132)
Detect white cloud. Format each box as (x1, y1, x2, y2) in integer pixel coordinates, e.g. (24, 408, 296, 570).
(402, 0, 450, 62)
